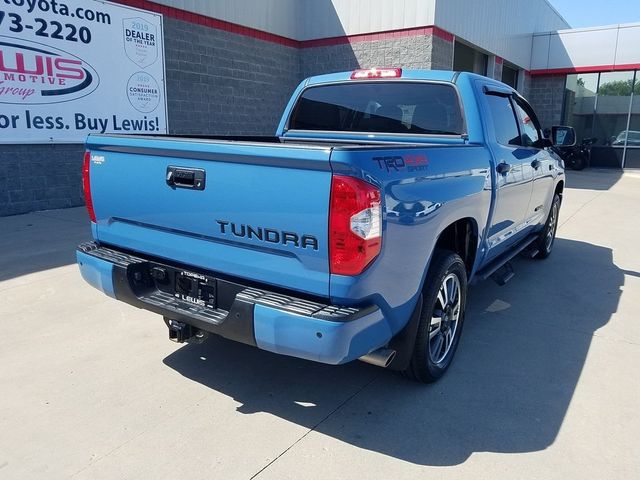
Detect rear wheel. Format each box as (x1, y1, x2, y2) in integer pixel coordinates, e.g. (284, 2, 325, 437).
(403, 250, 467, 383)
(570, 154, 586, 170)
(534, 194, 561, 259)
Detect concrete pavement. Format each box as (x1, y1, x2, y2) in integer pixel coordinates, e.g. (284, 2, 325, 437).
(0, 169, 638, 479)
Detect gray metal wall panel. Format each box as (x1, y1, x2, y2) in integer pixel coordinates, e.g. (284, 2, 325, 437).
(145, 0, 574, 71)
(150, 0, 301, 38)
(150, 0, 437, 40)
(434, 0, 570, 69)
(531, 23, 640, 71)
(298, 0, 436, 40)
(149, 0, 574, 72)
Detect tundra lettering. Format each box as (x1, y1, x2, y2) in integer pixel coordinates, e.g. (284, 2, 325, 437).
(216, 219, 319, 250)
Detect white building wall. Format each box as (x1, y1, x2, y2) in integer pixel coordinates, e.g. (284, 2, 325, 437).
(148, 0, 568, 58)
(148, 0, 301, 38)
(298, 0, 436, 40)
(531, 23, 640, 72)
(148, 0, 437, 39)
(434, 0, 569, 69)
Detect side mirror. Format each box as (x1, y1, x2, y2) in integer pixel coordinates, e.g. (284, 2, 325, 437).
(551, 126, 576, 147)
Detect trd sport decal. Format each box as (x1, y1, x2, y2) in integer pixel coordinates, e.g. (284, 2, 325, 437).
(373, 154, 429, 172)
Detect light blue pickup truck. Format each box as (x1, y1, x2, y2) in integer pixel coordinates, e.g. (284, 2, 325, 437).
(77, 69, 571, 383)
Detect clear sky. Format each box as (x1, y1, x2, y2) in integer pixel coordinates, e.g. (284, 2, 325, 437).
(551, 0, 640, 28)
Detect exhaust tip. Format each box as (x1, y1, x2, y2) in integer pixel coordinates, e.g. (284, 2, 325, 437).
(382, 350, 396, 368)
(359, 348, 396, 368)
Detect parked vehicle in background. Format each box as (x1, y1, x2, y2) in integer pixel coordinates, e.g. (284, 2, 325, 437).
(612, 130, 640, 146)
(77, 69, 571, 383)
(552, 137, 595, 170)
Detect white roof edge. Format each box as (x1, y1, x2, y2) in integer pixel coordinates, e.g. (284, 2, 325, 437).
(533, 21, 640, 36)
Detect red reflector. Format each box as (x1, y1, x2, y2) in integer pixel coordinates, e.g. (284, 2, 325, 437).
(82, 151, 96, 223)
(329, 175, 382, 276)
(350, 68, 402, 80)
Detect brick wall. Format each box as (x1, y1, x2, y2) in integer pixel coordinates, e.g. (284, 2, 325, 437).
(428, 35, 454, 70)
(300, 35, 436, 78)
(164, 17, 299, 135)
(526, 74, 567, 129)
(0, 144, 85, 217)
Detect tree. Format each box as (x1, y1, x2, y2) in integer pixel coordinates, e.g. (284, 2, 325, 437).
(597, 79, 640, 96)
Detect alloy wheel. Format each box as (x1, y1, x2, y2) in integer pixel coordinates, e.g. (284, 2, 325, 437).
(428, 273, 461, 364)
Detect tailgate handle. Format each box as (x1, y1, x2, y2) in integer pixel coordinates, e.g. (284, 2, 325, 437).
(166, 166, 206, 190)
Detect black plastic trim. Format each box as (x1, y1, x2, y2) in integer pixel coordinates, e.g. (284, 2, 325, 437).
(112, 264, 258, 346)
(473, 233, 538, 283)
(78, 243, 375, 342)
(92, 144, 332, 171)
(387, 293, 423, 371)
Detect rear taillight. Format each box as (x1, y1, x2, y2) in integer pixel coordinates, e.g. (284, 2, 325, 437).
(82, 151, 96, 223)
(329, 175, 382, 275)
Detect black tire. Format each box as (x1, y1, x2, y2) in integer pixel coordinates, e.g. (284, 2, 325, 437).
(571, 154, 586, 170)
(403, 250, 467, 383)
(534, 193, 561, 259)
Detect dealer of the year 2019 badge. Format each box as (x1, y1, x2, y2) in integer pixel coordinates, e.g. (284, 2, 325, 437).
(123, 17, 161, 114)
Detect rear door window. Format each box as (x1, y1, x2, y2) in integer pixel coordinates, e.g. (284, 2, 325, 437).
(513, 99, 542, 147)
(485, 94, 521, 146)
(288, 82, 464, 135)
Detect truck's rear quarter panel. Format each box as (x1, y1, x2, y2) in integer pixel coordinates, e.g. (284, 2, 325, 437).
(329, 144, 492, 332)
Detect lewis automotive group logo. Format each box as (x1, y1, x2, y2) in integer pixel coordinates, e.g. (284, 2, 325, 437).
(0, 37, 99, 105)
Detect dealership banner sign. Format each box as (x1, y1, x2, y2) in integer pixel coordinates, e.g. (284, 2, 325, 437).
(0, 0, 167, 143)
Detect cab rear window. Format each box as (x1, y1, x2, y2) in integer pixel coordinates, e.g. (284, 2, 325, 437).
(288, 82, 464, 135)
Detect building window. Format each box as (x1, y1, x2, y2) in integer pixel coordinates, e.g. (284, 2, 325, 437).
(594, 71, 635, 167)
(563, 73, 598, 145)
(513, 98, 542, 147)
(453, 41, 487, 76)
(625, 72, 640, 168)
(485, 94, 521, 146)
(501, 64, 519, 89)
(563, 71, 639, 168)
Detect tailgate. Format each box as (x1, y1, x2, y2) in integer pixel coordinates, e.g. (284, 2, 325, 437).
(86, 135, 333, 297)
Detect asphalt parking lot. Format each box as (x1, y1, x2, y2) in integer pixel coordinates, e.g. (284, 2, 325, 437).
(1, 169, 639, 479)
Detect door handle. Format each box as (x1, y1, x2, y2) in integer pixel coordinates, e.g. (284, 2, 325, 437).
(496, 162, 512, 175)
(166, 166, 206, 190)
(531, 159, 542, 169)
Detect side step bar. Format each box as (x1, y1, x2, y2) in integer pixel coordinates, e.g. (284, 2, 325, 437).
(473, 234, 538, 285)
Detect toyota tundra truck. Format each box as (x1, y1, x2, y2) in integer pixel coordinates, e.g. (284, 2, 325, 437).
(77, 69, 571, 383)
